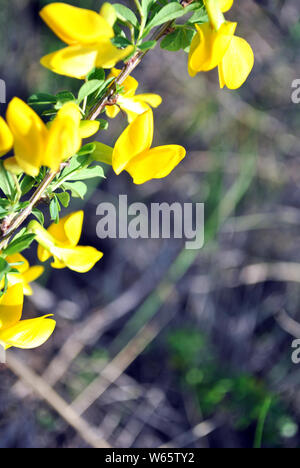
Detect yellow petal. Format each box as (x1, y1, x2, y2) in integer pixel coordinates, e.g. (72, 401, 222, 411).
(219, 0, 234, 12)
(188, 22, 237, 74)
(6, 98, 48, 177)
(22, 266, 44, 284)
(48, 211, 84, 247)
(0, 315, 56, 350)
(4, 156, 23, 175)
(188, 33, 201, 77)
(37, 244, 52, 263)
(112, 109, 154, 175)
(108, 68, 139, 97)
(0, 117, 13, 157)
(5, 256, 43, 296)
(126, 145, 186, 185)
(219, 36, 254, 89)
(79, 120, 100, 139)
(0, 284, 24, 331)
(40, 3, 114, 45)
(119, 94, 162, 123)
(54, 246, 103, 273)
(44, 102, 82, 171)
(41, 45, 99, 79)
(95, 42, 134, 69)
(63, 211, 84, 246)
(106, 104, 120, 119)
(118, 96, 149, 117)
(100, 3, 117, 27)
(7, 265, 44, 296)
(137, 94, 162, 108)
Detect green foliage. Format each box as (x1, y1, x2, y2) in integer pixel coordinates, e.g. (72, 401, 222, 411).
(167, 329, 298, 447)
(161, 28, 195, 52)
(3, 233, 36, 256)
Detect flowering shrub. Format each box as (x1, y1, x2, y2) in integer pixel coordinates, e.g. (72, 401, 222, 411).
(0, 0, 254, 350)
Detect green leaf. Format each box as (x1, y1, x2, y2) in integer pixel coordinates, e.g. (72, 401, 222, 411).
(78, 143, 97, 157)
(63, 181, 88, 199)
(59, 154, 92, 182)
(0, 161, 14, 199)
(188, 7, 207, 24)
(56, 191, 71, 208)
(28, 92, 57, 113)
(111, 36, 132, 48)
(77, 80, 105, 104)
(141, 0, 154, 17)
(50, 196, 61, 223)
(0, 257, 10, 277)
(56, 91, 76, 104)
(113, 3, 139, 28)
(161, 28, 195, 52)
(0, 206, 9, 220)
(68, 165, 105, 181)
(138, 40, 157, 51)
(3, 233, 36, 256)
(161, 29, 181, 51)
(93, 142, 113, 166)
(54, 91, 76, 111)
(144, 2, 184, 34)
(87, 67, 105, 82)
(32, 208, 45, 225)
(20, 175, 35, 196)
(97, 119, 109, 130)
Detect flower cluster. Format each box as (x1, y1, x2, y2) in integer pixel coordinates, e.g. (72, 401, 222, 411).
(188, 0, 254, 89)
(0, 0, 254, 352)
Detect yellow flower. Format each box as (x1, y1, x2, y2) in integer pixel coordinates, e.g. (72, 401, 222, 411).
(0, 117, 14, 157)
(106, 68, 162, 123)
(0, 98, 82, 177)
(40, 3, 133, 79)
(95, 109, 185, 184)
(188, 0, 254, 89)
(29, 211, 103, 273)
(219, 0, 234, 12)
(2, 253, 44, 296)
(0, 284, 55, 350)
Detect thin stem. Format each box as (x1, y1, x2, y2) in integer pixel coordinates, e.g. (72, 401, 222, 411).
(12, 174, 21, 202)
(133, 0, 143, 18)
(133, 0, 147, 42)
(0, 170, 57, 249)
(254, 397, 272, 449)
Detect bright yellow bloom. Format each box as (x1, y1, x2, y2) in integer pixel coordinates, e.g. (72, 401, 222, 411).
(106, 68, 162, 123)
(40, 3, 133, 79)
(219, 0, 234, 12)
(188, 0, 254, 89)
(2, 253, 44, 296)
(0, 284, 55, 350)
(0, 98, 82, 177)
(79, 120, 100, 138)
(111, 109, 186, 185)
(29, 211, 103, 273)
(0, 117, 14, 157)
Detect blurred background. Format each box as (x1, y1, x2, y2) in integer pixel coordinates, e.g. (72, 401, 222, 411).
(0, 0, 300, 448)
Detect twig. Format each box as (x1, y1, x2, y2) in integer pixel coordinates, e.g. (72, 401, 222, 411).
(42, 246, 178, 386)
(71, 309, 175, 416)
(7, 351, 111, 448)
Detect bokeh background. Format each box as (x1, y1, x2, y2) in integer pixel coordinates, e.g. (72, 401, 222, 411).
(0, 0, 300, 448)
